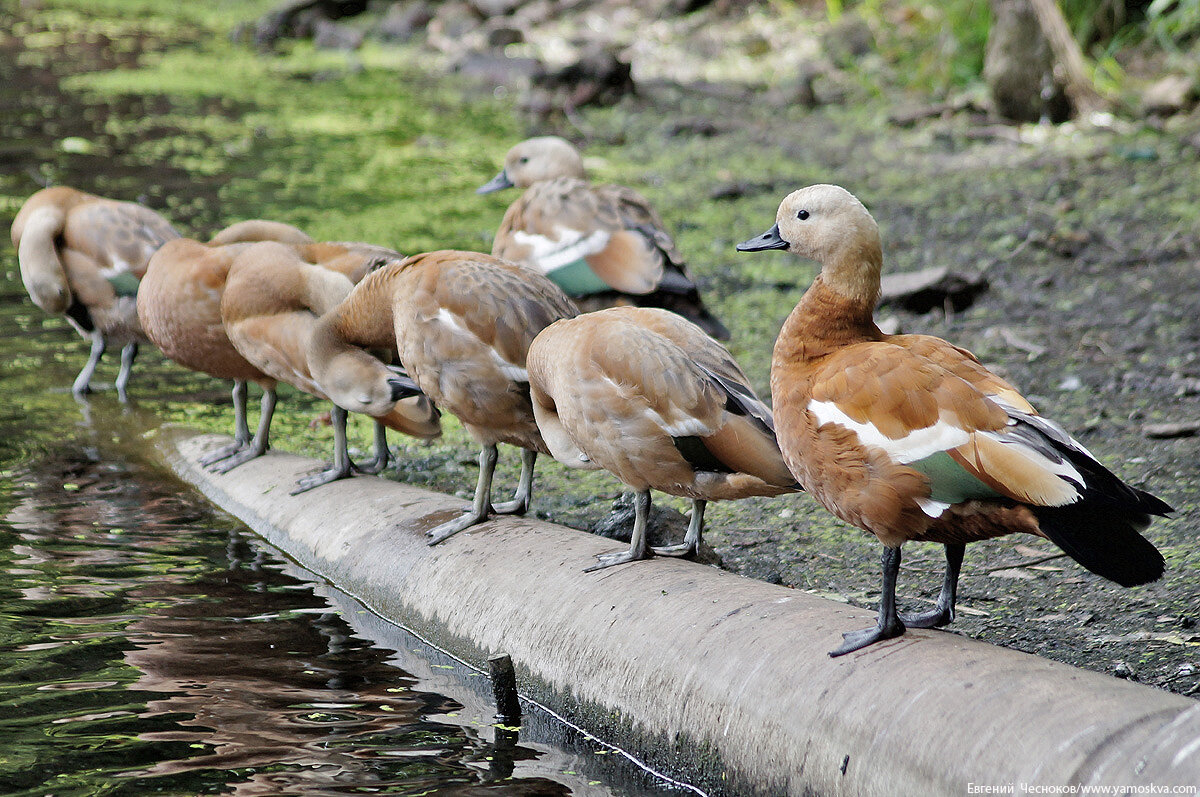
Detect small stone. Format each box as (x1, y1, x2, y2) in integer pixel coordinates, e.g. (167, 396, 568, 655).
(1141, 74, 1197, 117)
(312, 19, 363, 50)
(486, 24, 523, 48)
(877, 266, 988, 313)
(1113, 661, 1136, 680)
(1057, 375, 1082, 391)
(824, 12, 873, 65)
(876, 316, 902, 336)
(469, 0, 522, 17)
(529, 46, 634, 110)
(664, 118, 723, 138)
(1143, 420, 1200, 439)
(376, 0, 434, 42)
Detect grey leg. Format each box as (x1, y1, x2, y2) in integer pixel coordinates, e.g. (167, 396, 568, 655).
(830, 545, 906, 657)
(652, 498, 706, 557)
(427, 444, 497, 545)
(586, 489, 652, 571)
(114, 342, 138, 402)
(200, 380, 251, 466)
(491, 448, 536, 515)
(901, 543, 965, 629)
(73, 335, 105, 396)
(291, 405, 358, 493)
(355, 420, 390, 475)
(211, 386, 276, 473)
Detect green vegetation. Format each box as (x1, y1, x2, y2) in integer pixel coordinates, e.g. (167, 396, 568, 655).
(826, 0, 1198, 98)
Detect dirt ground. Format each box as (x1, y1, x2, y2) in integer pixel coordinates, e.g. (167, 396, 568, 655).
(4, 1, 1198, 697)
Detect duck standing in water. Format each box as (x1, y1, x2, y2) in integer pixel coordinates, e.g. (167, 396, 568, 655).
(315, 251, 577, 544)
(479, 136, 729, 340)
(738, 184, 1170, 656)
(11, 186, 180, 400)
(222, 241, 440, 491)
(527, 306, 800, 570)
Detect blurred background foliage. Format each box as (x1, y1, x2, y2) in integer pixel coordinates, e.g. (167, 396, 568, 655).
(821, 0, 1198, 97)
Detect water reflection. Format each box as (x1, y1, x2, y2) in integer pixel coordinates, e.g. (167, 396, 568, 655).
(0, 453, 579, 795)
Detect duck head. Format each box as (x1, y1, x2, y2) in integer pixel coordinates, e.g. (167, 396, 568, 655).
(321, 352, 404, 417)
(477, 136, 586, 193)
(737, 184, 883, 303)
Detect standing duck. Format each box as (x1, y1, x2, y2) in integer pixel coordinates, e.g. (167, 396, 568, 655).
(11, 186, 180, 399)
(139, 236, 276, 471)
(527, 306, 800, 570)
(316, 251, 577, 544)
(478, 136, 729, 340)
(138, 223, 399, 472)
(738, 184, 1170, 656)
(222, 241, 440, 491)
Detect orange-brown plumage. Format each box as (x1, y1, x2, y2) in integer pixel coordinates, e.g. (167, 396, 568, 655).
(740, 184, 1169, 655)
(11, 186, 180, 397)
(140, 237, 270, 385)
(480, 136, 729, 339)
(139, 223, 412, 472)
(528, 306, 798, 568)
(220, 241, 438, 486)
(310, 250, 579, 543)
(391, 251, 579, 453)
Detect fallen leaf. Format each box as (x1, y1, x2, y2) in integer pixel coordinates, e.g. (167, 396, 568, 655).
(990, 568, 1035, 580)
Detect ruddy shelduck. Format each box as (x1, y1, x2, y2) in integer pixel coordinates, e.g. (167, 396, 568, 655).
(138, 222, 401, 472)
(479, 136, 729, 339)
(11, 186, 180, 399)
(314, 251, 578, 544)
(527, 306, 800, 570)
(222, 241, 440, 491)
(738, 184, 1170, 656)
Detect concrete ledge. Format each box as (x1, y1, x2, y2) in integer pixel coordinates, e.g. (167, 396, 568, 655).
(159, 429, 1200, 796)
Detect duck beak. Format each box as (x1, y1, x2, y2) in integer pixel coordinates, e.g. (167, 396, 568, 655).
(736, 224, 788, 252)
(476, 170, 515, 194)
(386, 370, 423, 402)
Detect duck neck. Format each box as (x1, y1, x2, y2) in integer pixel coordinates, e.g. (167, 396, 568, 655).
(775, 249, 884, 363)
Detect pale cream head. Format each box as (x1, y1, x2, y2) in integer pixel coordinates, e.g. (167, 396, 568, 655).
(502, 136, 586, 187)
(321, 352, 397, 416)
(772, 184, 880, 266)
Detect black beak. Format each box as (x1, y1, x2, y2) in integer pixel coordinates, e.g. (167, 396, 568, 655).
(476, 170, 515, 194)
(386, 371, 423, 402)
(736, 224, 789, 252)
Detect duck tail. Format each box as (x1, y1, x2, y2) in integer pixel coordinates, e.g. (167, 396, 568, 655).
(1033, 494, 1168, 587)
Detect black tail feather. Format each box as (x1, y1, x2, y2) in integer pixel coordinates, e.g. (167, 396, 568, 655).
(1033, 500, 1166, 587)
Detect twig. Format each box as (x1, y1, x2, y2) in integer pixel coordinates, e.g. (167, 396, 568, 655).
(985, 552, 1069, 573)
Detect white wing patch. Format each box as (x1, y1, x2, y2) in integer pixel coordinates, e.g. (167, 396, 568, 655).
(808, 399, 970, 464)
(512, 227, 611, 273)
(434, 307, 527, 383)
(915, 497, 951, 518)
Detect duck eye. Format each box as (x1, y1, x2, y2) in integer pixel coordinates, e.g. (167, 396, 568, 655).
(797, 210, 810, 220)
(518, 157, 529, 164)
